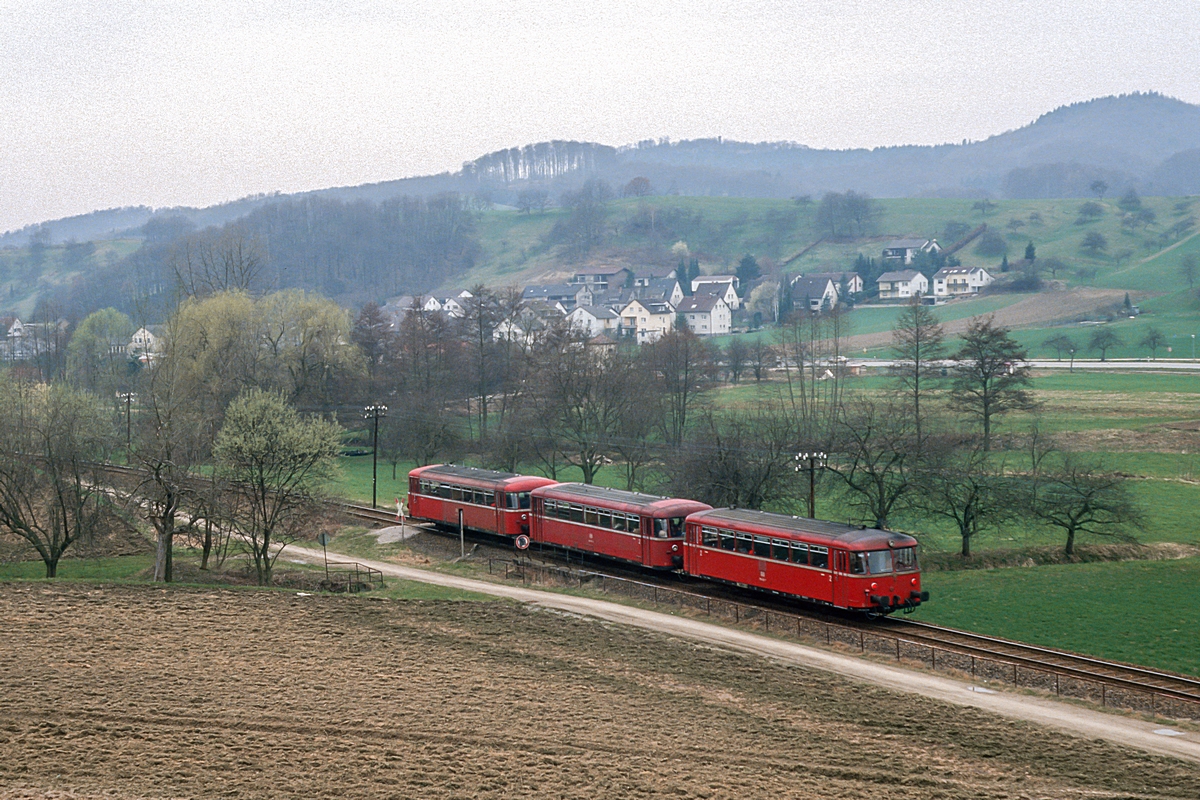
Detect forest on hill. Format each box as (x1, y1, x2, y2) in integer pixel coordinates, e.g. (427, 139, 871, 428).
(5, 92, 1200, 251)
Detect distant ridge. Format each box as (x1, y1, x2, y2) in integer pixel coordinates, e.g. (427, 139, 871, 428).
(6, 92, 1200, 247)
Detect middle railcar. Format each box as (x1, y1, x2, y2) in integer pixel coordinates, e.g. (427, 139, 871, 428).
(530, 483, 712, 568)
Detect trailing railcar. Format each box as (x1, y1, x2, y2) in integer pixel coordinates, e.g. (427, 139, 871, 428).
(684, 509, 928, 614)
(530, 483, 712, 569)
(407, 465, 558, 538)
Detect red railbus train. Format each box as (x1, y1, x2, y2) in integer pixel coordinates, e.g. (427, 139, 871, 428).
(407, 465, 557, 538)
(530, 483, 712, 569)
(684, 508, 927, 613)
(407, 465, 927, 614)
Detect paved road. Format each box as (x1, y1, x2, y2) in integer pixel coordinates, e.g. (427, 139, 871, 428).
(290, 545, 1200, 764)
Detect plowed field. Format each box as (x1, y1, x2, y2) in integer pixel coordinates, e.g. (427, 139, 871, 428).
(1, 583, 1198, 799)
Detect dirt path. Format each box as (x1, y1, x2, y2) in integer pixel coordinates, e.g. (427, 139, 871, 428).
(295, 546, 1200, 764)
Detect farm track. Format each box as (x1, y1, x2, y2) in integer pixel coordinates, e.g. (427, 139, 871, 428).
(339, 500, 1200, 717)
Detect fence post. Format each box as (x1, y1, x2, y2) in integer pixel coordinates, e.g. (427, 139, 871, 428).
(1101, 684, 1106, 707)
(895, 639, 900, 661)
(860, 631, 864, 652)
(971, 656, 975, 680)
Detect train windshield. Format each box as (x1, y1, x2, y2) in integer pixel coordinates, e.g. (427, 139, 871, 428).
(653, 517, 686, 538)
(893, 546, 918, 572)
(865, 550, 893, 574)
(506, 492, 531, 509)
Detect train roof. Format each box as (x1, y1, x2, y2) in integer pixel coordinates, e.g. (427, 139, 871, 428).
(409, 464, 557, 490)
(532, 483, 711, 515)
(687, 508, 919, 549)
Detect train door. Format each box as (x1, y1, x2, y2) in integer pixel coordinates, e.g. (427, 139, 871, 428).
(831, 549, 850, 607)
(640, 516, 651, 565)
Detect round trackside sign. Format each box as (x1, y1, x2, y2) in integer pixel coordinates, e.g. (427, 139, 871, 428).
(515, 534, 531, 551)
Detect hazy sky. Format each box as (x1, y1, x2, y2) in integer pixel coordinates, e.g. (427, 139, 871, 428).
(2, 0, 1198, 232)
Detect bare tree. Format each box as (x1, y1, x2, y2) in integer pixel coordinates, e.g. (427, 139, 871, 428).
(725, 338, 748, 383)
(171, 227, 265, 297)
(914, 435, 1015, 557)
(826, 396, 917, 529)
(1029, 457, 1143, 556)
(949, 317, 1036, 451)
(666, 404, 799, 509)
(644, 328, 718, 446)
(892, 298, 945, 444)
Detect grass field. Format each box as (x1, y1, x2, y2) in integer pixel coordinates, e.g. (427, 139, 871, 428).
(912, 557, 1200, 677)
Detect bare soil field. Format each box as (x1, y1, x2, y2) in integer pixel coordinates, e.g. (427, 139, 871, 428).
(2, 584, 1199, 799)
(844, 287, 1128, 351)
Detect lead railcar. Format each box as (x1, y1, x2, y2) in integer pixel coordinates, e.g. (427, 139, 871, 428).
(530, 483, 712, 568)
(683, 509, 928, 613)
(407, 465, 558, 538)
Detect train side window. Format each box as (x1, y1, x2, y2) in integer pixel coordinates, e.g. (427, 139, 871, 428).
(790, 543, 809, 565)
(507, 493, 519, 509)
(701, 526, 720, 547)
(668, 517, 685, 538)
(735, 533, 753, 554)
(518, 493, 531, 509)
(653, 518, 668, 538)
(569, 504, 585, 523)
(771, 539, 790, 561)
(584, 507, 599, 526)
(752, 536, 771, 558)
(450, 486, 463, 501)
(438, 484, 452, 499)
(810, 546, 828, 569)
(719, 530, 737, 550)
(849, 552, 867, 574)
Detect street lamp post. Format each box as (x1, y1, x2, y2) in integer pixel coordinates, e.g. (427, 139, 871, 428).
(794, 451, 828, 519)
(1068, 348, 1075, 373)
(116, 392, 137, 456)
(363, 404, 388, 509)
(1192, 334, 1196, 361)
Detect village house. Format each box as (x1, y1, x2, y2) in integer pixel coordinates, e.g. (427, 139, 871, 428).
(932, 265, 994, 297)
(789, 275, 840, 312)
(128, 326, 166, 360)
(876, 270, 929, 300)
(882, 237, 941, 265)
(804, 271, 863, 295)
(632, 267, 677, 287)
(571, 266, 632, 291)
(522, 283, 591, 310)
(676, 294, 731, 336)
(619, 299, 675, 344)
(692, 279, 740, 310)
(567, 305, 621, 338)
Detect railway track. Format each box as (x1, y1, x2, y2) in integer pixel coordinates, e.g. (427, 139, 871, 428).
(336, 500, 1200, 717)
(879, 617, 1200, 707)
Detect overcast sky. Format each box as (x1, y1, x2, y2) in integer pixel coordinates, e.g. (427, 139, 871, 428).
(2, 0, 1198, 232)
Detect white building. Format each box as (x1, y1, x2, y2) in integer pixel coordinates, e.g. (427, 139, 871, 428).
(876, 270, 929, 300)
(932, 266, 994, 297)
(619, 299, 675, 344)
(883, 238, 941, 265)
(693, 280, 740, 310)
(789, 275, 840, 312)
(567, 305, 621, 337)
(676, 294, 731, 336)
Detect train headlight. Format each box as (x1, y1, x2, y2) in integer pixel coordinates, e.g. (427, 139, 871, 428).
(521, 513, 528, 520)
(671, 544, 679, 552)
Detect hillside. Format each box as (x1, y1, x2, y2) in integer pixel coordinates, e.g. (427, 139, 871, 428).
(6, 93, 1200, 250)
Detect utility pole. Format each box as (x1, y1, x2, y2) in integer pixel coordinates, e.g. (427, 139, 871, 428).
(794, 451, 828, 519)
(362, 404, 387, 508)
(117, 391, 137, 457)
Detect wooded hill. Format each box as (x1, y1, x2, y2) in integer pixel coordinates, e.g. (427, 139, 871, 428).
(5, 93, 1200, 250)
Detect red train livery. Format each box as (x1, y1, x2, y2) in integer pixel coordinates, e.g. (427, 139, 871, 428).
(684, 509, 927, 613)
(407, 465, 557, 537)
(530, 483, 712, 569)
(407, 465, 928, 614)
